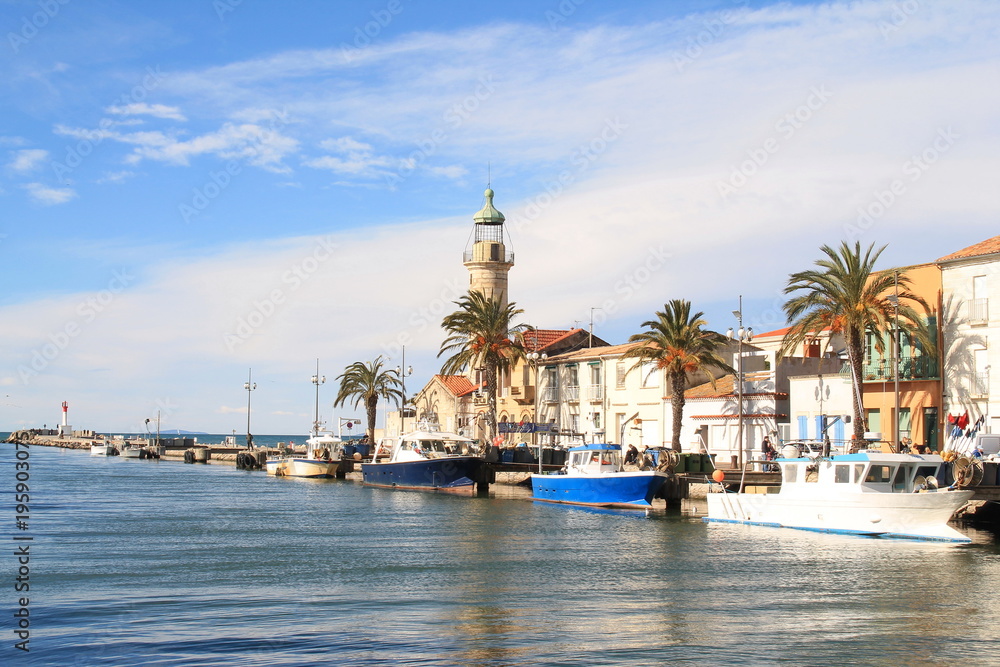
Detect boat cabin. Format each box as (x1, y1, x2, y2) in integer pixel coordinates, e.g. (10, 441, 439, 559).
(567, 444, 623, 474)
(776, 452, 946, 494)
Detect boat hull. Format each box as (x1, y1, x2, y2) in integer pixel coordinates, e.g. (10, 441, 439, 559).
(361, 456, 483, 493)
(530, 471, 668, 508)
(704, 488, 975, 542)
(90, 444, 116, 456)
(266, 457, 339, 478)
(120, 446, 142, 459)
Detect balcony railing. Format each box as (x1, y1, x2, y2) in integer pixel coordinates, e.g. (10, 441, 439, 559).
(969, 298, 989, 325)
(588, 384, 603, 402)
(564, 385, 580, 402)
(971, 370, 990, 397)
(543, 387, 559, 403)
(862, 355, 939, 381)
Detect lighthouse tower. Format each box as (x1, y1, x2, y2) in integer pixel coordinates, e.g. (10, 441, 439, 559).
(463, 188, 514, 307)
(58, 401, 72, 436)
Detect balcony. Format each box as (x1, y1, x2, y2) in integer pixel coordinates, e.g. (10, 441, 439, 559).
(588, 384, 603, 402)
(564, 385, 580, 402)
(969, 298, 989, 325)
(862, 355, 939, 382)
(971, 370, 990, 398)
(543, 387, 559, 403)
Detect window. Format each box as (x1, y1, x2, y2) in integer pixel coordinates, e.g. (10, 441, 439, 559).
(571, 414, 580, 432)
(784, 464, 798, 483)
(834, 465, 851, 483)
(592, 412, 601, 429)
(854, 464, 865, 482)
(641, 362, 659, 388)
(590, 364, 601, 386)
(866, 409, 881, 434)
(616, 362, 626, 388)
(864, 465, 894, 483)
(892, 466, 908, 491)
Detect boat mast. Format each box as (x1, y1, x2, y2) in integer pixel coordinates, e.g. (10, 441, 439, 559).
(311, 358, 325, 438)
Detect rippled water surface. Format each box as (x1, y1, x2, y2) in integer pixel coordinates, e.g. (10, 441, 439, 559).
(5, 445, 1000, 666)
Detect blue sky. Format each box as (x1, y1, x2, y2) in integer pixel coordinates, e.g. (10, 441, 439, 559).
(2, 0, 998, 434)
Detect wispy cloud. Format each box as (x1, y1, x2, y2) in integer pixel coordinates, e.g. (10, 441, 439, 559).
(22, 182, 76, 205)
(105, 103, 187, 121)
(8, 149, 49, 173)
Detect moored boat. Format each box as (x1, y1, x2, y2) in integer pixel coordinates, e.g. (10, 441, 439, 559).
(530, 443, 668, 508)
(704, 451, 975, 542)
(361, 425, 484, 493)
(265, 433, 342, 478)
(90, 442, 117, 456)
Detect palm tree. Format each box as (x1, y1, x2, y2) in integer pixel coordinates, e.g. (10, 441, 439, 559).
(438, 290, 530, 443)
(333, 356, 403, 442)
(781, 241, 930, 446)
(622, 299, 732, 452)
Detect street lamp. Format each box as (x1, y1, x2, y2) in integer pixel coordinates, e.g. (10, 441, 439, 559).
(244, 369, 257, 449)
(888, 270, 901, 451)
(311, 359, 326, 438)
(726, 296, 753, 470)
(395, 345, 413, 432)
(528, 350, 547, 473)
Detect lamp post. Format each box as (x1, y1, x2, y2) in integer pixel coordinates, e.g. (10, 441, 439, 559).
(889, 271, 901, 452)
(727, 296, 753, 470)
(528, 350, 547, 473)
(395, 346, 413, 433)
(244, 369, 257, 449)
(311, 359, 326, 439)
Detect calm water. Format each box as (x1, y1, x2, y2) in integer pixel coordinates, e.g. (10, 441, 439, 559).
(4, 443, 1000, 666)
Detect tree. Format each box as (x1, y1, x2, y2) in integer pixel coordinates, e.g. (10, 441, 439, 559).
(781, 241, 930, 446)
(622, 299, 732, 452)
(438, 290, 530, 443)
(333, 356, 403, 442)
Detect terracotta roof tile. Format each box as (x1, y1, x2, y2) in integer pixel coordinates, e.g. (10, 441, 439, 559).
(938, 235, 1000, 262)
(523, 328, 581, 352)
(435, 374, 477, 397)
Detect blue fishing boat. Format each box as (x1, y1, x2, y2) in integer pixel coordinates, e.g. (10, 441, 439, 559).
(530, 443, 668, 508)
(361, 426, 484, 494)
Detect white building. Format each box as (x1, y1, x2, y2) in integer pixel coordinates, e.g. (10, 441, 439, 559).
(938, 235, 1000, 438)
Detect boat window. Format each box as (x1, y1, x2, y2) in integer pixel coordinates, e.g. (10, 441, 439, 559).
(834, 465, 851, 483)
(892, 465, 908, 491)
(854, 464, 865, 482)
(864, 465, 894, 483)
(784, 464, 797, 483)
(916, 465, 938, 480)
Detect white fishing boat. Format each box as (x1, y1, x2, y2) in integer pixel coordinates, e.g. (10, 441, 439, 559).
(704, 451, 974, 542)
(265, 360, 342, 478)
(90, 441, 117, 456)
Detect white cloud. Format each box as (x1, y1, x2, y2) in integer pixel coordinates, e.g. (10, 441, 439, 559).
(8, 149, 48, 173)
(23, 182, 76, 205)
(105, 103, 187, 121)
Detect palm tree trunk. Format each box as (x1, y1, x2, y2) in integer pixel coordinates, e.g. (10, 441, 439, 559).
(485, 363, 498, 443)
(366, 394, 378, 441)
(671, 372, 685, 452)
(848, 327, 866, 448)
